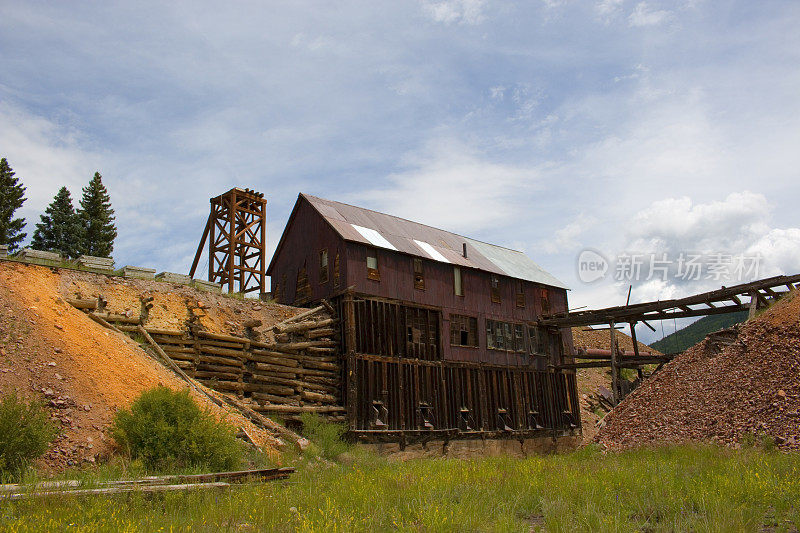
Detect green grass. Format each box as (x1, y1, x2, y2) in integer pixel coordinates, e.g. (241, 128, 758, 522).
(1, 444, 798, 531)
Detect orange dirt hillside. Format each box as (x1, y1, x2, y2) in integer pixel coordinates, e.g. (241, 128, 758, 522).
(0, 261, 279, 471)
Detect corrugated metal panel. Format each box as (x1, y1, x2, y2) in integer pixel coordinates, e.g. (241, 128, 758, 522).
(413, 240, 450, 263)
(465, 238, 568, 289)
(303, 194, 568, 289)
(352, 224, 398, 251)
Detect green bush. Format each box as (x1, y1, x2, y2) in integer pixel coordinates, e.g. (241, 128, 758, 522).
(112, 386, 242, 472)
(0, 392, 57, 479)
(299, 412, 349, 460)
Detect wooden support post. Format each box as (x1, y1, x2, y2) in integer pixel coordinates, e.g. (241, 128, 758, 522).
(629, 321, 640, 358)
(748, 290, 759, 319)
(343, 291, 358, 431)
(227, 189, 236, 294)
(610, 320, 619, 406)
(189, 214, 212, 279)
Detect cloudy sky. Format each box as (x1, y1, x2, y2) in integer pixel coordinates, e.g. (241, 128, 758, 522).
(2, 1, 799, 339)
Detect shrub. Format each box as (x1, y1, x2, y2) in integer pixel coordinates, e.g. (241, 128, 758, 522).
(112, 386, 242, 472)
(0, 392, 56, 479)
(299, 412, 348, 460)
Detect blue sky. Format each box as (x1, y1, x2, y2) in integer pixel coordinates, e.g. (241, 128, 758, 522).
(2, 1, 799, 340)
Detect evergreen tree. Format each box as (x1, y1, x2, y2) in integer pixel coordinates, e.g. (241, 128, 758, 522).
(31, 187, 83, 258)
(78, 172, 117, 257)
(0, 157, 27, 251)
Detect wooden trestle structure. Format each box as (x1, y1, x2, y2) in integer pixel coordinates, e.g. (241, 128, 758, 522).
(540, 274, 800, 405)
(190, 188, 268, 296)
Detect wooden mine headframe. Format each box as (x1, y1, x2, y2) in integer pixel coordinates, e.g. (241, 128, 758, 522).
(189, 188, 267, 295)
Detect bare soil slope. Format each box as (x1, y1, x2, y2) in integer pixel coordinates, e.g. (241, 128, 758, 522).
(0, 261, 285, 471)
(597, 290, 800, 450)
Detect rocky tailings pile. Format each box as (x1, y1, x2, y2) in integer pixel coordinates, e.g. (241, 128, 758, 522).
(596, 290, 800, 450)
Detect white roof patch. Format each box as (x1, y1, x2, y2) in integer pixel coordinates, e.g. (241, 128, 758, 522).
(351, 224, 398, 251)
(413, 240, 450, 263)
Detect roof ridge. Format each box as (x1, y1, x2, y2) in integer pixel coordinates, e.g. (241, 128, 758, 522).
(301, 193, 525, 253)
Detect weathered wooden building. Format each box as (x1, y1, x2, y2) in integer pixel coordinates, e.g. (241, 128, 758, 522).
(268, 193, 580, 445)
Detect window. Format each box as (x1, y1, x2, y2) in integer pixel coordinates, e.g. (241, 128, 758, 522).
(514, 324, 525, 353)
(413, 258, 425, 290)
(319, 249, 329, 284)
(295, 263, 311, 305)
(515, 281, 525, 308)
(539, 287, 550, 315)
(528, 326, 548, 355)
(487, 319, 526, 352)
(333, 253, 340, 288)
(490, 275, 501, 304)
(454, 267, 463, 296)
(450, 314, 478, 347)
(367, 250, 380, 281)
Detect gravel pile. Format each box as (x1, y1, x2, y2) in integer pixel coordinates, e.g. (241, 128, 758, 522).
(596, 291, 800, 450)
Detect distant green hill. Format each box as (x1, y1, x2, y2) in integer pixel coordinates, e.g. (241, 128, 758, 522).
(651, 311, 748, 354)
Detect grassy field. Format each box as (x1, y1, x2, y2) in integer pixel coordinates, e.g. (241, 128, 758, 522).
(1, 445, 798, 532)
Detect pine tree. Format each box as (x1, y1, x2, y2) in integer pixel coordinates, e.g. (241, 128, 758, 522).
(78, 172, 117, 258)
(31, 187, 84, 258)
(0, 157, 27, 251)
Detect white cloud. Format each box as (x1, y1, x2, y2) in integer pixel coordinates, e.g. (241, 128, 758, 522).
(348, 138, 541, 234)
(746, 228, 800, 278)
(421, 0, 486, 25)
(627, 192, 771, 254)
(541, 214, 597, 254)
(628, 2, 672, 27)
(595, 0, 625, 21)
(0, 102, 101, 214)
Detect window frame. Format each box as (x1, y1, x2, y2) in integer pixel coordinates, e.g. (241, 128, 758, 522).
(333, 253, 340, 288)
(319, 249, 329, 284)
(454, 266, 463, 296)
(515, 281, 525, 308)
(490, 275, 501, 304)
(366, 249, 380, 281)
(413, 258, 425, 290)
(487, 319, 527, 352)
(449, 314, 478, 348)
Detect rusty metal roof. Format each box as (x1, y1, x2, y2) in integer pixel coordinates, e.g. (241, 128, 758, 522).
(302, 194, 568, 289)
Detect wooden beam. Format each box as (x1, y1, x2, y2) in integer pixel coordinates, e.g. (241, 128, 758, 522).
(189, 214, 212, 279)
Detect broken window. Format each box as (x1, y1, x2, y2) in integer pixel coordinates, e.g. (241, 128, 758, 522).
(367, 250, 380, 281)
(449, 314, 477, 347)
(413, 258, 425, 290)
(333, 253, 340, 288)
(514, 324, 525, 352)
(516, 281, 525, 308)
(454, 267, 463, 296)
(404, 306, 440, 360)
(490, 275, 501, 304)
(295, 263, 311, 306)
(487, 319, 525, 352)
(539, 287, 550, 315)
(528, 326, 548, 355)
(319, 249, 329, 284)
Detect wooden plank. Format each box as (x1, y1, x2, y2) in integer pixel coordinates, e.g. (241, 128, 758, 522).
(196, 354, 244, 368)
(301, 390, 337, 404)
(254, 405, 344, 414)
(197, 330, 251, 346)
(610, 321, 618, 406)
(198, 345, 247, 359)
